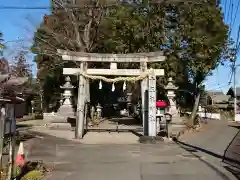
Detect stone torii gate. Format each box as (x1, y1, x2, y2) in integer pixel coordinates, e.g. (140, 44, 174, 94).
(57, 49, 166, 139)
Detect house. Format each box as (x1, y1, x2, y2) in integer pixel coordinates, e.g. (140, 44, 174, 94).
(226, 87, 240, 111)
(207, 91, 230, 104)
(0, 58, 33, 118)
(200, 90, 231, 109)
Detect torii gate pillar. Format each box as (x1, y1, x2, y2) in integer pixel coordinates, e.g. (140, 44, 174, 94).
(75, 62, 86, 139)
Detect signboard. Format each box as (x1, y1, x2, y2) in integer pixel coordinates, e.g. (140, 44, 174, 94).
(148, 73, 156, 137)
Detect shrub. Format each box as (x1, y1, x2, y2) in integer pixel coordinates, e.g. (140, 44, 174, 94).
(21, 170, 43, 180)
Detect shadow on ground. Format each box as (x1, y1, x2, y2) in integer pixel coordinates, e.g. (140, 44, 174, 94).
(173, 136, 240, 180)
(16, 124, 33, 130)
(65, 116, 142, 128)
(4, 131, 36, 149)
(67, 117, 76, 128)
(108, 117, 141, 126)
(224, 166, 240, 180)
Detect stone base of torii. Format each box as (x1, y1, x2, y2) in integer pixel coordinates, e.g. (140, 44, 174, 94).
(56, 49, 179, 141)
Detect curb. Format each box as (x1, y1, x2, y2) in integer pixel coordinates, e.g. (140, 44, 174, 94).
(16, 118, 37, 123)
(139, 136, 164, 144)
(169, 124, 202, 140)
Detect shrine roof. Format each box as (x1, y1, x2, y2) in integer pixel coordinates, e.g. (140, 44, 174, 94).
(0, 74, 28, 103)
(0, 75, 28, 88)
(0, 96, 25, 104)
(0, 58, 29, 103)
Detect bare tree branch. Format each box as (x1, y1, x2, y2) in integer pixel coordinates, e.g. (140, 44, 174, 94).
(53, 0, 85, 50)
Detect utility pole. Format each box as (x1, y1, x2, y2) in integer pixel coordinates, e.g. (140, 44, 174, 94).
(233, 25, 240, 122)
(233, 61, 237, 121)
(234, 63, 240, 122)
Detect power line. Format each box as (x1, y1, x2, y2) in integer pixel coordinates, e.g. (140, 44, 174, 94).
(0, 6, 51, 10)
(231, 0, 240, 30)
(206, 83, 231, 92)
(229, 0, 234, 31)
(226, 0, 236, 37)
(226, 0, 232, 23)
(224, 0, 228, 17)
(0, 1, 216, 10)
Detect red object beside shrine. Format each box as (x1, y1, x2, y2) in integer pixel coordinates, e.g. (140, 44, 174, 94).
(156, 100, 168, 107)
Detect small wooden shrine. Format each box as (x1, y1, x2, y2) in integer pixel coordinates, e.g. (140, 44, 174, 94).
(0, 59, 28, 135)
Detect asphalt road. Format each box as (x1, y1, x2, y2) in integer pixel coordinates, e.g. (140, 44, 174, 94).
(23, 120, 239, 180)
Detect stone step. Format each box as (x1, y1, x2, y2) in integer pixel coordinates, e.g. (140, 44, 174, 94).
(80, 132, 139, 144)
(48, 123, 74, 131)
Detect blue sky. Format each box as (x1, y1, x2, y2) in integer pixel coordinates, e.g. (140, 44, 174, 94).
(0, 0, 239, 93)
(204, 0, 240, 93)
(0, 0, 50, 76)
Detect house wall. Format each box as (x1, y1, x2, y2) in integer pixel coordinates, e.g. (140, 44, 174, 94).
(0, 103, 27, 135)
(237, 96, 240, 101)
(15, 103, 27, 118)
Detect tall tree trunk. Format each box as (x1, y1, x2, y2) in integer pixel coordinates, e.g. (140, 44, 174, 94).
(188, 91, 201, 127)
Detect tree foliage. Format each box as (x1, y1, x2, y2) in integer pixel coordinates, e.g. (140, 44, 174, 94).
(31, 0, 108, 110)
(32, 0, 229, 120)
(0, 32, 5, 56)
(10, 51, 32, 78)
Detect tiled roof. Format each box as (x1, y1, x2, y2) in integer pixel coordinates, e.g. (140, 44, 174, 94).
(206, 91, 230, 103)
(207, 91, 224, 96)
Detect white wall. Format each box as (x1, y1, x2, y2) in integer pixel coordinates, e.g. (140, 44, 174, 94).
(198, 112, 221, 120)
(235, 114, 240, 121)
(186, 112, 221, 120)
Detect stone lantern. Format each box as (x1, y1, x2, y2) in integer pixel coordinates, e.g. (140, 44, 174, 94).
(126, 93, 132, 116)
(43, 77, 76, 129)
(45, 76, 76, 129)
(96, 103, 102, 119)
(58, 76, 75, 118)
(165, 77, 179, 120)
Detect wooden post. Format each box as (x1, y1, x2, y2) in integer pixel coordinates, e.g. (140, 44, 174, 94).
(140, 61, 148, 135)
(148, 72, 157, 137)
(7, 104, 16, 180)
(75, 63, 86, 139)
(86, 79, 90, 103)
(0, 105, 6, 172)
(144, 90, 149, 136)
(84, 63, 89, 126)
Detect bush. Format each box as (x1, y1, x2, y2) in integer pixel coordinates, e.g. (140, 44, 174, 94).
(21, 170, 43, 180)
(0, 161, 48, 180)
(220, 110, 234, 121)
(34, 110, 43, 120)
(204, 105, 220, 113)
